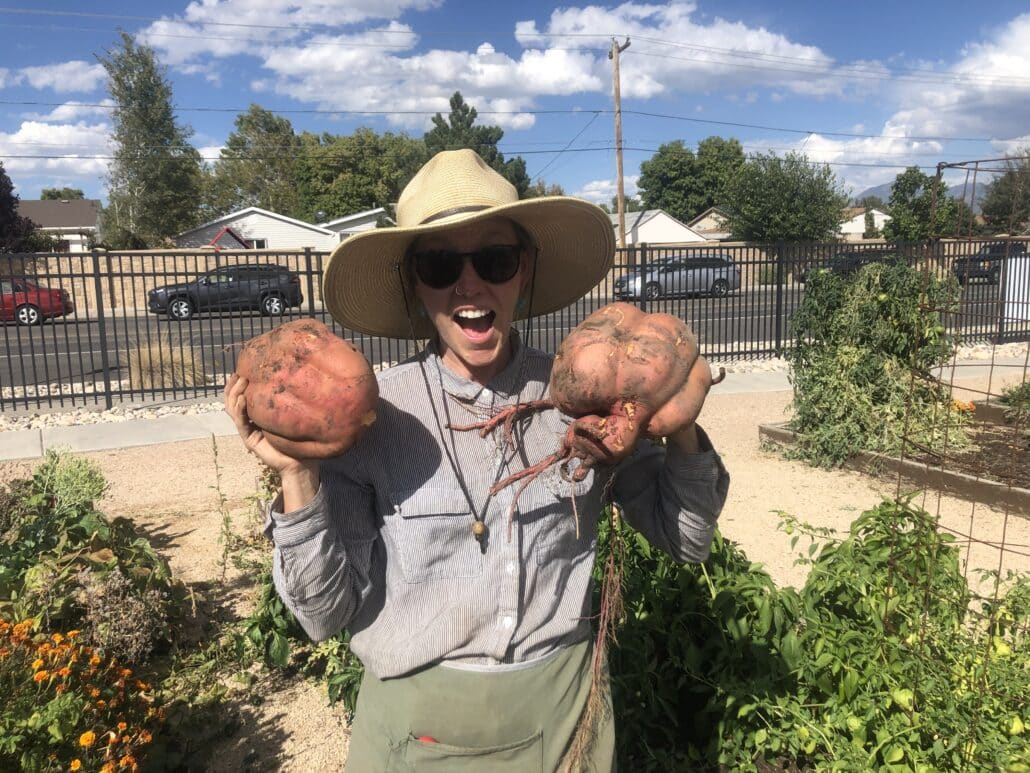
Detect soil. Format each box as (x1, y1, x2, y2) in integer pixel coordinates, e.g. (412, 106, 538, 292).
(2, 368, 1028, 771)
(906, 420, 1030, 490)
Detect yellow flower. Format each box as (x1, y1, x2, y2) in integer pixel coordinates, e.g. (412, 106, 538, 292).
(101, 763, 117, 773)
(51, 633, 64, 644)
(118, 755, 137, 769)
(67, 629, 81, 639)
(33, 670, 49, 683)
(70, 760, 82, 771)
(79, 730, 97, 748)
(32, 658, 44, 670)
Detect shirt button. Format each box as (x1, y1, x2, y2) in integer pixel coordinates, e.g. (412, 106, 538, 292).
(502, 615, 514, 629)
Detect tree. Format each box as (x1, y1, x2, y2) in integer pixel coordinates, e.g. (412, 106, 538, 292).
(881, 167, 958, 241)
(98, 32, 203, 247)
(980, 149, 1030, 234)
(40, 187, 85, 200)
(723, 151, 848, 242)
(0, 162, 39, 252)
(523, 180, 565, 198)
(856, 195, 886, 211)
(863, 211, 880, 239)
(637, 137, 744, 223)
(600, 195, 642, 214)
(205, 104, 301, 218)
(294, 129, 427, 222)
(423, 92, 530, 196)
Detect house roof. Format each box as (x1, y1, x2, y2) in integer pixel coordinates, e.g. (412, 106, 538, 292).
(843, 207, 890, 221)
(207, 226, 252, 250)
(319, 207, 387, 229)
(176, 206, 336, 239)
(686, 206, 730, 228)
(17, 199, 100, 229)
(609, 209, 705, 238)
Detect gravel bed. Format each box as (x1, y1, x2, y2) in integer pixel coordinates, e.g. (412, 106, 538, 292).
(1, 343, 1025, 433)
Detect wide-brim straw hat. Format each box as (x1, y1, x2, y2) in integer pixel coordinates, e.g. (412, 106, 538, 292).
(323, 149, 615, 339)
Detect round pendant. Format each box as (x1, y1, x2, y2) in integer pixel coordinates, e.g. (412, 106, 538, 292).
(471, 520, 487, 540)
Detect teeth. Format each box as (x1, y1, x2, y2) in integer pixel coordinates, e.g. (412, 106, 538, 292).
(456, 309, 491, 319)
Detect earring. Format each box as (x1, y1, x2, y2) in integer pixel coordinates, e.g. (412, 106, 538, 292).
(418, 303, 428, 318)
(515, 297, 525, 313)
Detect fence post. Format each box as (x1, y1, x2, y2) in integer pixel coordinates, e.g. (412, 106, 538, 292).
(774, 242, 785, 356)
(638, 242, 649, 313)
(91, 249, 114, 410)
(303, 247, 317, 317)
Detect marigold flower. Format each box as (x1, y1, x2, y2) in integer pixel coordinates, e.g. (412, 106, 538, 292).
(119, 755, 136, 769)
(135, 680, 150, 691)
(120, 668, 132, 678)
(0, 647, 10, 659)
(58, 666, 71, 677)
(51, 633, 64, 644)
(96, 700, 107, 708)
(138, 730, 152, 744)
(79, 731, 97, 748)
(90, 654, 102, 666)
(91, 688, 101, 697)
(67, 629, 81, 638)
(34, 670, 49, 683)
(117, 721, 127, 731)
(56, 684, 67, 694)
(70, 760, 82, 771)
(101, 763, 116, 773)
(32, 658, 44, 670)
(121, 735, 130, 744)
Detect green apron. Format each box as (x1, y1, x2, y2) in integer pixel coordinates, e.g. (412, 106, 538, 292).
(344, 639, 615, 772)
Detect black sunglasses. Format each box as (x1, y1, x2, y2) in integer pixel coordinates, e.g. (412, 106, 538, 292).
(412, 244, 521, 290)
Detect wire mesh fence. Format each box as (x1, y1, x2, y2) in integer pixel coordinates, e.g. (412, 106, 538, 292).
(1, 238, 1028, 412)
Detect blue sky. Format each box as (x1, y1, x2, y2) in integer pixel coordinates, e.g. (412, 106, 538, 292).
(2, 0, 1029, 212)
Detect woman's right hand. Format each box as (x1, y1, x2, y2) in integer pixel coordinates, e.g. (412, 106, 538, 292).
(224, 374, 320, 509)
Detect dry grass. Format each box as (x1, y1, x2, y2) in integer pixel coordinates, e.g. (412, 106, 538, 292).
(124, 337, 207, 389)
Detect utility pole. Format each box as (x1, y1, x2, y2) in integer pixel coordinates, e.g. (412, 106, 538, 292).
(609, 36, 631, 251)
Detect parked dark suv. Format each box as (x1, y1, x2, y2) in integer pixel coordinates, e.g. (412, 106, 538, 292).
(952, 241, 1028, 285)
(148, 265, 303, 321)
(827, 247, 904, 277)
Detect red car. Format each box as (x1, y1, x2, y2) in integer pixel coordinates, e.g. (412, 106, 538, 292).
(0, 277, 75, 325)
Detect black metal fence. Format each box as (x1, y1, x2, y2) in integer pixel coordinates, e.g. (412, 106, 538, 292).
(2, 239, 1028, 412)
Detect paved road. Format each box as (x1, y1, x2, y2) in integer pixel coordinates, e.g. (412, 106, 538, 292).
(0, 281, 1011, 405)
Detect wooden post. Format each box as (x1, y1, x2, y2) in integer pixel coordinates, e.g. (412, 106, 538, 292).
(609, 37, 631, 254)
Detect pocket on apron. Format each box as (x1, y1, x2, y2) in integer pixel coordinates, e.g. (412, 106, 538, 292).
(401, 730, 543, 772)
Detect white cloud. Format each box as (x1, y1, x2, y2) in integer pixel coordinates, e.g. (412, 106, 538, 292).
(0, 121, 111, 189)
(22, 100, 115, 123)
(18, 62, 106, 93)
(574, 175, 639, 204)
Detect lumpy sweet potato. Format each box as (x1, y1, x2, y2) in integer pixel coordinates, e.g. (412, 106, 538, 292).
(235, 319, 378, 459)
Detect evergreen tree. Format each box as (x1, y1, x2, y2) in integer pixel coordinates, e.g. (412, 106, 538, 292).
(0, 162, 38, 252)
(881, 167, 958, 241)
(98, 32, 203, 247)
(423, 92, 530, 196)
(980, 149, 1030, 234)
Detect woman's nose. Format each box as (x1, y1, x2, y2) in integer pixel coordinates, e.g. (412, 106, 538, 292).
(454, 257, 484, 296)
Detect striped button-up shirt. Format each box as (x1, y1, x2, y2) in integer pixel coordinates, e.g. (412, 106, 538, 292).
(266, 333, 730, 679)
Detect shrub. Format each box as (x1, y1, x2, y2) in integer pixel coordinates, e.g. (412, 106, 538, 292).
(0, 618, 163, 773)
(1000, 380, 1030, 425)
(124, 337, 206, 389)
(786, 261, 971, 466)
(0, 451, 184, 655)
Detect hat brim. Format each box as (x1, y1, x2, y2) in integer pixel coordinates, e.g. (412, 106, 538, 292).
(322, 196, 615, 339)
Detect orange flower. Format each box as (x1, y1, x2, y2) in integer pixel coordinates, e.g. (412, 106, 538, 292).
(69, 759, 82, 771)
(118, 755, 137, 769)
(120, 668, 132, 678)
(138, 730, 152, 744)
(101, 763, 116, 773)
(67, 629, 81, 639)
(121, 735, 130, 744)
(33, 670, 49, 683)
(51, 633, 64, 644)
(135, 680, 150, 691)
(91, 688, 101, 698)
(58, 666, 72, 677)
(96, 700, 106, 708)
(90, 654, 102, 667)
(55, 683, 67, 694)
(79, 731, 97, 748)
(117, 722, 127, 731)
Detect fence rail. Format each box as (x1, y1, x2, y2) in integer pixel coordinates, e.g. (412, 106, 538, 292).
(2, 239, 1028, 412)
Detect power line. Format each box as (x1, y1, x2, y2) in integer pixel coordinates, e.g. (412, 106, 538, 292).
(0, 99, 1002, 143)
(531, 111, 601, 181)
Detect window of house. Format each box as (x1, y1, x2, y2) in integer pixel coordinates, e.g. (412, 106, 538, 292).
(250, 239, 268, 249)
(54, 239, 70, 252)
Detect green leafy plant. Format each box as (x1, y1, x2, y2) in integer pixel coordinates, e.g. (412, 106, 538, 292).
(0, 451, 184, 656)
(786, 260, 971, 466)
(0, 618, 163, 773)
(999, 380, 1030, 425)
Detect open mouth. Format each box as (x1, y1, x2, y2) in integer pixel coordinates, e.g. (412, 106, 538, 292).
(454, 308, 496, 336)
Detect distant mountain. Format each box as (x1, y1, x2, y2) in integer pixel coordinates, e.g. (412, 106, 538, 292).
(854, 179, 993, 214)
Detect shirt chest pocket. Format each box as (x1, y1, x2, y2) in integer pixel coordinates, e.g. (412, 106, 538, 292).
(388, 488, 484, 584)
(523, 470, 597, 566)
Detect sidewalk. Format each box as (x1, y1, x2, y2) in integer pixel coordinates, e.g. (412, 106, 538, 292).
(1, 358, 1025, 462)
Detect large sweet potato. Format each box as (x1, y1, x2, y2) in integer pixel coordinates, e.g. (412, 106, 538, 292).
(235, 319, 378, 459)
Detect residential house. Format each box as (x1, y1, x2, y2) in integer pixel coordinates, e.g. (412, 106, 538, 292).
(16, 198, 100, 252)
(839, 207, 892, 242)
(686, 206, 732, 240)
(319, 207, 389, 238)
(175, 207, 339, 250)
(609, 209, 707, 246)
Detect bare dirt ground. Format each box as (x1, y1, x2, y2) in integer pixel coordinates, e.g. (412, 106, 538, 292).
(2, 367, 1027, 771)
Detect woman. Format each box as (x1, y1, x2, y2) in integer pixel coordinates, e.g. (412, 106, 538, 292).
(224, 149, 729, 771)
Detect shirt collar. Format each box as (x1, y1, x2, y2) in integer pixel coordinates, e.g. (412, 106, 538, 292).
(425, 329, 528, 402)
